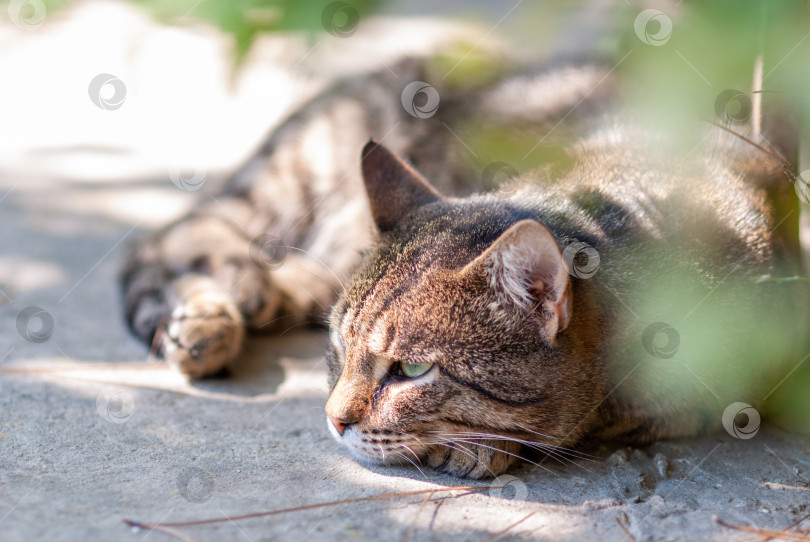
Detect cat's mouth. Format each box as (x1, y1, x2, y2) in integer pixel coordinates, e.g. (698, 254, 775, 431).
(325, 418, 523, 477)
(325, 418, 432, 466)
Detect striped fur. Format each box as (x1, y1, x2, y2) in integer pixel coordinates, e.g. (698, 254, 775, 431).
(120, 58, 807, 477)
(324, 127, 807, 477)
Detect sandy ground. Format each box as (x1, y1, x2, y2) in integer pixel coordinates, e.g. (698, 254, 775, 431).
(1, 2, 810, 541)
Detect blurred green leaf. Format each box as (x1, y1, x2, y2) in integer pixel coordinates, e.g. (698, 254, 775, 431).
(136, 0, 378, 62)
(25, 0, 379, 64)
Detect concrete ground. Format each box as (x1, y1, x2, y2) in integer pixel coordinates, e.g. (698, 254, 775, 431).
(2, 2, 810, 541)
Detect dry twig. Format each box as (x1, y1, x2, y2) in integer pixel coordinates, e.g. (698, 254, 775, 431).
(125, 485, 494, 537)
(615, 511, 636, 542)
(480, 512, 536, 542)
(401, 490, 437, 542)
(714, 515, 810, 542)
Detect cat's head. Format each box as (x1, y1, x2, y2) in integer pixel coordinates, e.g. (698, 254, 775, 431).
(324, 141, 602, 478)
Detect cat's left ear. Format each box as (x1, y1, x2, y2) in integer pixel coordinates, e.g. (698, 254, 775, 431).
(463, 220, 572, 338)
(361, 140, 442, 233)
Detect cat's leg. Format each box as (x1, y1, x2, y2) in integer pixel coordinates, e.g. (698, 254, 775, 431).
(122, 201, 282, 378)
(122, 196, 351, 377)
(159, 274, 246, 378)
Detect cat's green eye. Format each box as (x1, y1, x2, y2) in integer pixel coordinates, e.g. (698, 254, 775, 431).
(398, 362, 434, 379)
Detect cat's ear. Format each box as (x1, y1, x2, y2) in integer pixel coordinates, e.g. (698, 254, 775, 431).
(463, 219, 572, 338)
(361, 140, 442, 233)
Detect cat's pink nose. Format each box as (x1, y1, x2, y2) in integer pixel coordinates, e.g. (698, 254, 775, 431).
(328, 416, 352, 437)
(328, 416, 351, 436)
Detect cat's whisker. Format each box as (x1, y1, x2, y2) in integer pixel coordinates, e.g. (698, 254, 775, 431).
(427, 431, 596, 473)
(433, 437, 559, 476)
(424, 435, 533, 477)
(507, 423, 603, 461)
(524, 442, 600, 463)
(285, 246, 347, 295)
(510, 422, 562, 442)
(426, 440, 499, 479)
(431, 429, 599, 462)
(406, 434, 425, 445)
(278, 320, 323, 336)
(518, 443, 596, 473)
(400, 444, 422, 464)
(399, 430, 426, 445)
(391, 450, 428, 478)
(468, 434, 597, 463)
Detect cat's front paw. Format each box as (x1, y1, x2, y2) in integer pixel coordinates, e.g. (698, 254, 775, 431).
(426, 440, 520, 478)
(161, 278, 245, 379)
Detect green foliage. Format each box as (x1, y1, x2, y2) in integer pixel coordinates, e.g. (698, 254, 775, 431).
(25, 0, 379, 63)
(138, 0, 379, 61)
(616, 0, 810, 134)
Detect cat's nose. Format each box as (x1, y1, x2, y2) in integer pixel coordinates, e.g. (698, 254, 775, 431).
(328, 416, 353, 436)
(325, 380, 366, 435)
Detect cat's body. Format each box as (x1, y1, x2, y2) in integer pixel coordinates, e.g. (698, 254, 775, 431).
(121, 58, 614, 376)
(121, 57, 807, 477)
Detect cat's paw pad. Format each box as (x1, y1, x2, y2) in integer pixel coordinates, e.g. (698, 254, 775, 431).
(161, 291, 245, 379)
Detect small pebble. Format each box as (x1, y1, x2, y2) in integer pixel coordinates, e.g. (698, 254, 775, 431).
(610, 449, 630, 465)
(653, 453, 669, 479)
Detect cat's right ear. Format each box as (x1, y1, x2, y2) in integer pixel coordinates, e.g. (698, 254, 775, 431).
(461, 220, 572, 339)
(361, 140, 442, 233)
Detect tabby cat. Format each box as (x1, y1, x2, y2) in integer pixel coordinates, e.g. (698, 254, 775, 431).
(121, 58, 807, 477)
